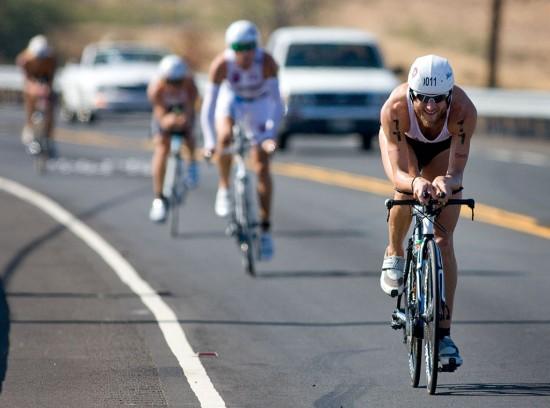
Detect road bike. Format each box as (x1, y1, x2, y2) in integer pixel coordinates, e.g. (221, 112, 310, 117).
(162, 132, 189, 237)
(387, 194, 475, 394)
(27, 80, 54, 174)
(223, 125, 260, 276)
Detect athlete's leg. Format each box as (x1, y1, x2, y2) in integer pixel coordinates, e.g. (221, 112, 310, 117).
(421, 148, 460, 330)
(151, 132, 170, 197)
(250, 145, 272, 225)
(215, 116, 234, 189)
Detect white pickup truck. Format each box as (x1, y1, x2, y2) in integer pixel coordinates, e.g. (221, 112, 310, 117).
(266, 27, 400, 150)
(58, 42, 169, 122)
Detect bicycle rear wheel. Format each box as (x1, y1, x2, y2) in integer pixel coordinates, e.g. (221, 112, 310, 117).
(169, 159, 183, 238)
(404, 247, 422, 387)
(423, 239, 440, 394)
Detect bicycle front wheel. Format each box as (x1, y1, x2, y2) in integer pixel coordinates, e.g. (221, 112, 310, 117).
(404, 248, 422, 387)
(423, 239, 440, 394)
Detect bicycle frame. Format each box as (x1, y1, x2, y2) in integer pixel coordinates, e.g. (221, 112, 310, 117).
(163, 133, 187, 237)
(225, 125, 259, 276)
(410, 204, 446, 326)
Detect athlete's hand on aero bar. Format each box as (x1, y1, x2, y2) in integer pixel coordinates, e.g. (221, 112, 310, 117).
(261, 139, 277, 155)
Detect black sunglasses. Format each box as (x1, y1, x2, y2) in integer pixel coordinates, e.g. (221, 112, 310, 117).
(410, 89, 451, 103)
(231, 41, 257, 52)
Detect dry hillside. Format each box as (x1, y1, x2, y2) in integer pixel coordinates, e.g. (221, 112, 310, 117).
(50, 0, 550, 90)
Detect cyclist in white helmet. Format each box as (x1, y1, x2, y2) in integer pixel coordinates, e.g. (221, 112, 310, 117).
(16, 35, 57, 154)
(378, 54, 477, 368)
(147, 54, 199, 223)
(200, 20, 284, 261)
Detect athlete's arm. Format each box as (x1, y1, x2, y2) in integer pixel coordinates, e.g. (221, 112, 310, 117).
(147, 80, 169, 125)
(433, 87, 477, 197)
(381, 87, 416, 193)
(261, 53, 284, 141)
(200, 54, 226, 151)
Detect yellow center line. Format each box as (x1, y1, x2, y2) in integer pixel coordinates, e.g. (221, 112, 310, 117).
(55, 128, 153, 151)
(55, 128, 550, 240)
(272, 162, 550, 240)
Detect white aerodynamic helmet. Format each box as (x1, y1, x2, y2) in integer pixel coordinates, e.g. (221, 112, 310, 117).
(158, 55, 187, 80)
(408, 54, 454, 95)
(225, 20, 259, 51)
(28, 35, 51, 58)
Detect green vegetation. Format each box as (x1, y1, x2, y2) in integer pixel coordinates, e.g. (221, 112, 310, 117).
(0, 0, 71, 61)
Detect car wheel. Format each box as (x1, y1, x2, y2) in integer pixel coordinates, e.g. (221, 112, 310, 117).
(359, 133, 373, 151)
(59, 100, 76, 123)
(77, 109, 96, 124)
(278, 132, 290, 151)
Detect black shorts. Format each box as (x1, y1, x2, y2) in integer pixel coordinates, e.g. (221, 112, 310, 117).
(406, 137, 451, 170)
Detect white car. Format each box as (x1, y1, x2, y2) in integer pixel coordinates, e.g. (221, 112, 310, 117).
(58, 42, 169, 122)
(266, 27, 400, 150)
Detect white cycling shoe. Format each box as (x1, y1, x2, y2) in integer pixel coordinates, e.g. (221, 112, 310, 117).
(380, 255, 405, 297)
(21, 125, 34, 145)
(215, 187, 233, 217)
(149, 198, 168, 223)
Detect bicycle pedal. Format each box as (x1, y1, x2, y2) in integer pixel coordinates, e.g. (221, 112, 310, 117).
(439, 360, 459, 372)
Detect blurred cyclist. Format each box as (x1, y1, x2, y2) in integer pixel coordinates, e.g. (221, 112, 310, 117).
(147, 54, 199, 223)
(378, 55, 477, 369)
(200, 20, 284, 261)
(16, 35, 57, 155)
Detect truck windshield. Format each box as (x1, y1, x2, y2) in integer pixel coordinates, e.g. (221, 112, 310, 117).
(285, 43, 383, 68)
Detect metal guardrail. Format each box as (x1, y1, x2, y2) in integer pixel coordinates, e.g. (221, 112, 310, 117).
(2, 64, 549, 138)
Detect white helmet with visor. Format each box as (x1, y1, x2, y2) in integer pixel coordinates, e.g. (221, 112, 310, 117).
(408, 54, 454, 103)
(225, 20, 259, 52)
(159, 55, 187, 81)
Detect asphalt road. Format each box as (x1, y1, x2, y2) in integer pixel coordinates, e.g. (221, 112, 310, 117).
(1, 105, 550, 407)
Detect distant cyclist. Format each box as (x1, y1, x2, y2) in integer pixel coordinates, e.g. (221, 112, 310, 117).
(378, 55, 477, 368)
(16, 35, 57, 155)
(147, 54, 199, 223)
(200, 20, 284, 261)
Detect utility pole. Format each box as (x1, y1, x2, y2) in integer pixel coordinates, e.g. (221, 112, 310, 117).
(488, 0, 503, 88)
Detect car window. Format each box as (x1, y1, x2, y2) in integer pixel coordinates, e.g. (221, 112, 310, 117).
(93, 49, 166, 65)
(285, 43, 383, 68)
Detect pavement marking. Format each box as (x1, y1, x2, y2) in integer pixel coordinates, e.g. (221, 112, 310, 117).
(272, 162, 550, 240)
(0, 176, 226, 408)
(54, 128, 550, 240)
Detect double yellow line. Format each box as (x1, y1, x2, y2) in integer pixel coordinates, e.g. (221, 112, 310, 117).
(272, 162, 550, 240)
(55, 128, 550, 240)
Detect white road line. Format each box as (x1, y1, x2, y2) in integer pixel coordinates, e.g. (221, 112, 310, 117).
(0, 176, 226, 408)
(485, 149, 549, 167)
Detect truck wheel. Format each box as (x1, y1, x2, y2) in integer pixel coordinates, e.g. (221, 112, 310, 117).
(359, 133, 373, 151)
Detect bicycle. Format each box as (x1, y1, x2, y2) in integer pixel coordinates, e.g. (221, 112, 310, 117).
(162, 132, 189, 237)
(27, 79, 54, 174)
(223, 124, 260, 276)
(387, 193, 475, 394)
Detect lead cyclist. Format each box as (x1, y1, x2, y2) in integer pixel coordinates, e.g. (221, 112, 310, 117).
(378, 55, 477, 368)
(200, 20, 284, 261)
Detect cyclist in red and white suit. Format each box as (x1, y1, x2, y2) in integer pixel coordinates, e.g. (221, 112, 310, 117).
(201, 20, 284, 261)
(16, 35, 57, 153)
(378, 55, 477, 368)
